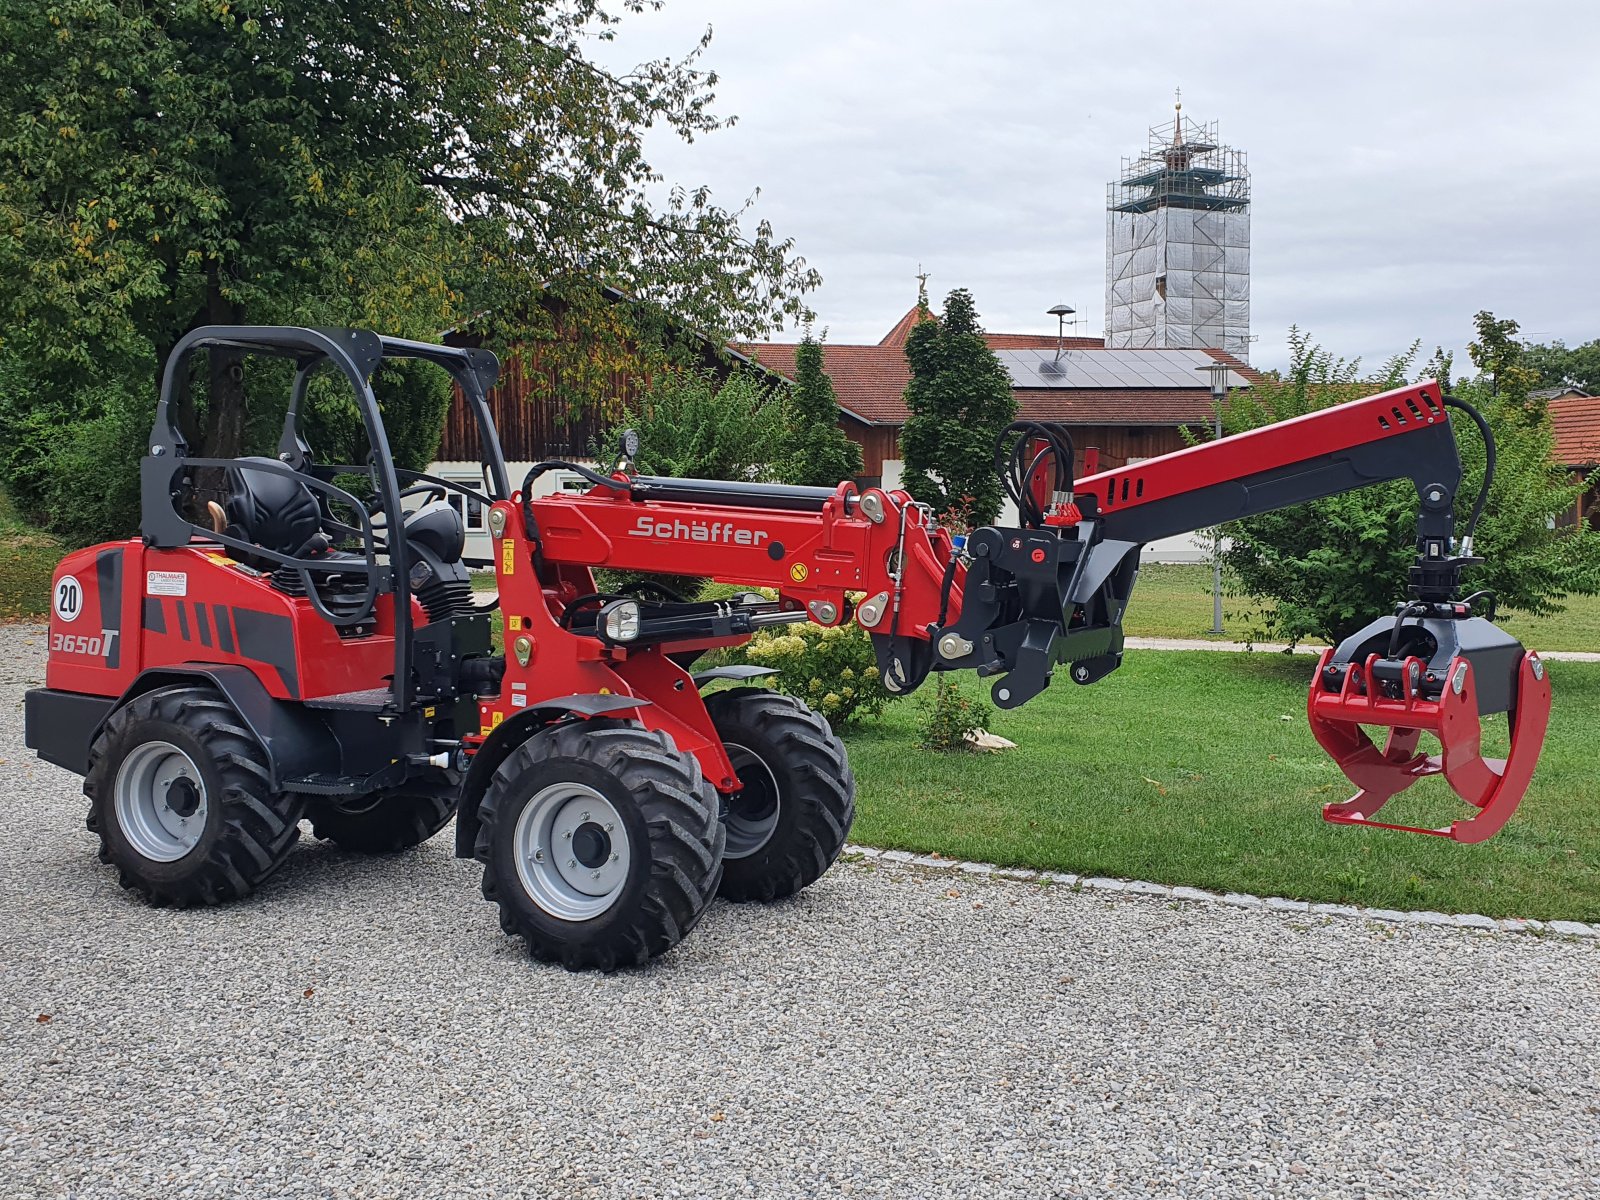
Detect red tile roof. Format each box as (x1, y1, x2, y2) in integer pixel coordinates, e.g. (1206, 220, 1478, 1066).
(742, 311, 1255, 427)
(1551, 394, 1600, 467)
(875, 304, 1104, 351)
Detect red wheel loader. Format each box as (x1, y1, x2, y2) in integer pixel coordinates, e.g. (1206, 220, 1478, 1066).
(25, 327, 1552, 969)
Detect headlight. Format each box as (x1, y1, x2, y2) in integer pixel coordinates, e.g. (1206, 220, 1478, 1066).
(600, 599, 641, 643)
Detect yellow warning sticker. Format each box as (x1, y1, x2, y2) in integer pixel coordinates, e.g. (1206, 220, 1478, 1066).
(501, 540, 515, 575)
(491, 710, 504, 728)
(789, 562, 809, 583)
(508, 614, 521, 631)
(423, 706, 436, 718)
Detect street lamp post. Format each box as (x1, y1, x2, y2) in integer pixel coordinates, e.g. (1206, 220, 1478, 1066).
(1195, 362, 1232, 635)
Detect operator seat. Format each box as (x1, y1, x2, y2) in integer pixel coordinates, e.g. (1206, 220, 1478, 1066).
(217, 456, 330, 564)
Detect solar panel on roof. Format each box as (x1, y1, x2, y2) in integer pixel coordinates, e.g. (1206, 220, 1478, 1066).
(994, 347, 1243, 390)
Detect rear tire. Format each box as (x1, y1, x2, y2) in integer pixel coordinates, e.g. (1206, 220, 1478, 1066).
(84, 685, 304, 907)
(475, 719, 724, 971)
(705, 688, 855, 903)
(308, 791, 456, 853)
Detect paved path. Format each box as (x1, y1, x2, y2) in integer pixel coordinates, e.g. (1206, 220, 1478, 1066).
(2, 628, 1597, 1199)
(1126, 635, 1600, 662)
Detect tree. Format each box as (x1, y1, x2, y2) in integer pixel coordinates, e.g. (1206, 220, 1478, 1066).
(1523, 337, 1600, 396)
(783, 329, 861, 487)
(899, 288, 1016, 526)
(1219, 321, 1600, 647)
(0, 1, 818, 537)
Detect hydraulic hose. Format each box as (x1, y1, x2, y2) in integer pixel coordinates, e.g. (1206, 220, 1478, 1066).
(995, 421, 1076, 529)
(1442, 396, 1495, 557)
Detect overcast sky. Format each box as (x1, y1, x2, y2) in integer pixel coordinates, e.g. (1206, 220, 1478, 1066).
(595, 0, 1600, 372)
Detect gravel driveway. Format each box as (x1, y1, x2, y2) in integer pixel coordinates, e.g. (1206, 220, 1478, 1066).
(2, 626, 1597, 1199)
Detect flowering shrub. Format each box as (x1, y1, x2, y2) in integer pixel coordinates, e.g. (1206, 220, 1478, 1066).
(916, 675, 994, 752)
(735, 619, 896, 726)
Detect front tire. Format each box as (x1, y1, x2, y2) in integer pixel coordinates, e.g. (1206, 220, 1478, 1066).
(475, 719, 724, 971)
(705, 688, 855, 903)
(84, 686, 305, 907)
(308, 791, 456, 853)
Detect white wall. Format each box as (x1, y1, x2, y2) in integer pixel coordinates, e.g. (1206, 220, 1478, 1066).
(429, 459, 597, 560)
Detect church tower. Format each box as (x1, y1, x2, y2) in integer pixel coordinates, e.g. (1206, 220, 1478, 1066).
(1105, 96, 1251, 359)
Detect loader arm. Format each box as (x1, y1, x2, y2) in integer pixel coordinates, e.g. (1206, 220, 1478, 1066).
(488, 377, 1547, 845)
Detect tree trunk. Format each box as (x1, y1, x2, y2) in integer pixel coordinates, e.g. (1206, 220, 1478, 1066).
(202, 273, 245, 461)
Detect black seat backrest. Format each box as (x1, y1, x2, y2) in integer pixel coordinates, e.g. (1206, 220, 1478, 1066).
(223, 457, 323, 560)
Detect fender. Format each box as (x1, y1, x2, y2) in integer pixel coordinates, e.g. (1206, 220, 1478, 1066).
(453, 693, 651, 858)
(93, 665, 339, 789)
(691, 664, 778, 688)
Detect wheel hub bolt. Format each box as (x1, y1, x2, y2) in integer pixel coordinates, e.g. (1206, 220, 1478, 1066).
(568, 858, 577, 868)
(605, 822, 614, 832)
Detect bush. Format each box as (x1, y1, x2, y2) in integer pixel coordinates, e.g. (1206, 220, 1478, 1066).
(916, 676, 994, 752)
(0, 355, 147, 546)
(595, 366, 793, 601)
(600, 366, 790, 482)
(732, 617, 896, 727)
(1219, 322, 1600, 646)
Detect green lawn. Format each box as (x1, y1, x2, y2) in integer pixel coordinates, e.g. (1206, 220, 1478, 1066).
(1128, 562, 1600, 652)
(843, 651, 1600, 921)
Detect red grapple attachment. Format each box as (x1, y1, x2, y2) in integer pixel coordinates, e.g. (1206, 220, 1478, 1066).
(1307, 622, 1551, 843)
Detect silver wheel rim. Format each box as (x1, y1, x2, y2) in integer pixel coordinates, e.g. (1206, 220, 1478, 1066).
(513, 782, 632, 921)
(114, 740, 208, 862)
(723, 742, 781, 860)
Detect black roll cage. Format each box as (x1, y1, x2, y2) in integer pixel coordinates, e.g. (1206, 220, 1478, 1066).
(140, 326, 508, 713)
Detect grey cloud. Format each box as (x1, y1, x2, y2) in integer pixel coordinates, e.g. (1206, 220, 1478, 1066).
(598, 1, 1600, 368)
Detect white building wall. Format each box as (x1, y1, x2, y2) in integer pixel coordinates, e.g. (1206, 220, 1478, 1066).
(428, 459, 598, 560)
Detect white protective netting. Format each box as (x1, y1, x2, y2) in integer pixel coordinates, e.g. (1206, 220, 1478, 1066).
(1103, 115, 1251, 360)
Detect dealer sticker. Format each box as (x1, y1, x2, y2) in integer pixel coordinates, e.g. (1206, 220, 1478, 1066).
(146, 570, 188, 597)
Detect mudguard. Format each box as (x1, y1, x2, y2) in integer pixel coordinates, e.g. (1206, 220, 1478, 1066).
(452, 693, 651, 858)
(91, 665, 339, 789)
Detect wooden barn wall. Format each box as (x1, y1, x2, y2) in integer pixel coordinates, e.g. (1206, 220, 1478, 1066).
(845, 424, 902, 480)
(440, 350, 638, 462)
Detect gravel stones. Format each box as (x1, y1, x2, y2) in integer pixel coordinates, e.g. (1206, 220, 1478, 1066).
(3, 626, 1598, 1199)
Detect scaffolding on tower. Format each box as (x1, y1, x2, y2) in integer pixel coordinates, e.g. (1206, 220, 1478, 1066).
(1105, 105, 1251, 359)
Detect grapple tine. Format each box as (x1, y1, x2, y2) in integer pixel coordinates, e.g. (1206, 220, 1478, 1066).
(1437, 652, 1551, 844)
(1307, 635, 1551, 844)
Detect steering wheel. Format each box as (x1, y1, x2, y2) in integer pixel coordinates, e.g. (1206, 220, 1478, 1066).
(362, 482, 451, 521)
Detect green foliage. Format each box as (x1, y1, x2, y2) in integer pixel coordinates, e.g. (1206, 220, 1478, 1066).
(602, 368, 791, 482)
(0, 487, 64, 619)
(0, 355, 145, 546)
(899, 289, 1016, 526)
(594, 367, 792, 600)
(733, 619, 895, 726)
(783, 330, 861, 487)
(1219, 321, 1600, 646)
(916, 676, 993, 753)
(0, 0, 818, 541)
